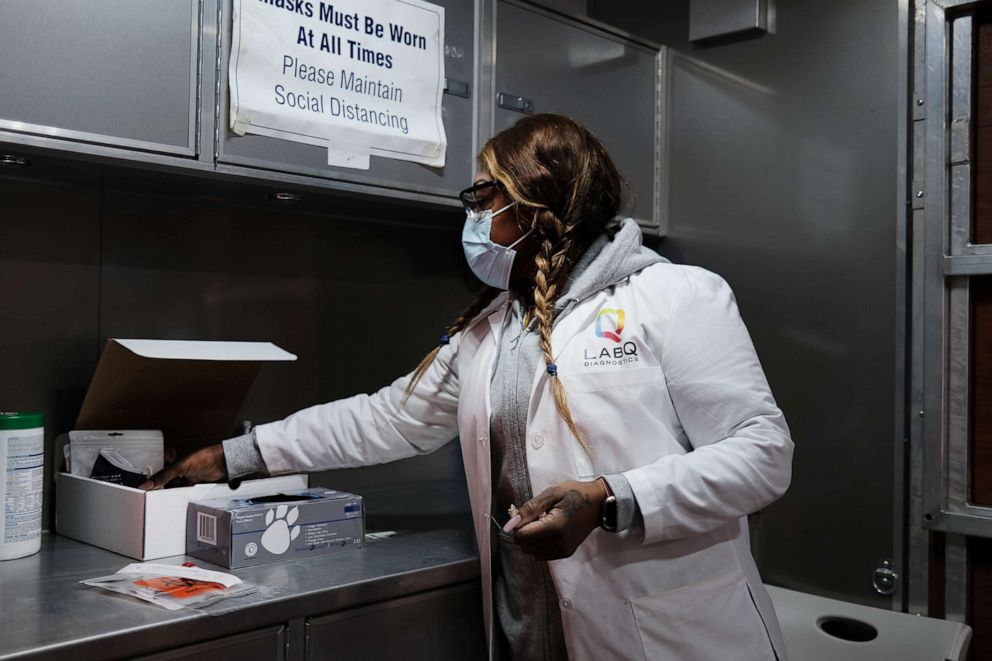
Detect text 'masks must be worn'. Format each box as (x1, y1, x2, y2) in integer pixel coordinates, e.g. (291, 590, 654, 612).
(230, 0, 447, 170)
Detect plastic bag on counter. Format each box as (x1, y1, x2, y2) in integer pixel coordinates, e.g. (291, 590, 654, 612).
(81, 563, 257, 612)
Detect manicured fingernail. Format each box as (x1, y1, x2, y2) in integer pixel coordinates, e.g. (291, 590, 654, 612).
(502, 514, 522, 532)
(139, 480, 153, 490)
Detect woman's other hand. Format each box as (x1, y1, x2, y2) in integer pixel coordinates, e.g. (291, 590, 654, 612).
(509, 479, 609, 560)
(140, 444, 227, 490)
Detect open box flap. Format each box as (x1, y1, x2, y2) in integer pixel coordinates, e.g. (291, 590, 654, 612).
(115, 339, 296, 362)
(75, 339, 297, 451)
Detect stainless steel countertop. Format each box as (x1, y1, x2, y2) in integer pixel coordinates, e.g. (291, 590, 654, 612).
(0, 525, 480, 660)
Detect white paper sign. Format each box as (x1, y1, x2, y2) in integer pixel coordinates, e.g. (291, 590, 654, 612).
(229, 0, 447, 169)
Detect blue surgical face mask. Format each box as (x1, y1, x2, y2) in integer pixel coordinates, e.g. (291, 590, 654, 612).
(462, 202, 532, 290)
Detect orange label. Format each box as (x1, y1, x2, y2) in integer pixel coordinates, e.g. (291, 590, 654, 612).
(134, 576, 226, 599)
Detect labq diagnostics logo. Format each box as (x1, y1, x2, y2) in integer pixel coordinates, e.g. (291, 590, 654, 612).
(583, 307, 639, 367)
(595, 308, 625, 343)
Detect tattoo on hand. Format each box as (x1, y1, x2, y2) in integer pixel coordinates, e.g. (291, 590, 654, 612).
(560, 489, 589, 517)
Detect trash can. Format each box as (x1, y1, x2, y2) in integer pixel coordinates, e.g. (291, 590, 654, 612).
(765, 585, 972, 661)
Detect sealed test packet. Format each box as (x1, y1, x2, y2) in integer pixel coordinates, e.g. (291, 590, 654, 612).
(68, 430, 164, 481)
(81, 563, 257, 612)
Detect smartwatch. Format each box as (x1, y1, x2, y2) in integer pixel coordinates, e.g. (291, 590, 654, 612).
(601, 494, 618, 532)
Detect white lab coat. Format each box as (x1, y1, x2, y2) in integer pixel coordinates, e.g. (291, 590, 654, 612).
(256, 261, 793, 661)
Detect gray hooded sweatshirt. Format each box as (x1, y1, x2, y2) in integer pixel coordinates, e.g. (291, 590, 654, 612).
(489, 218, 664, 660)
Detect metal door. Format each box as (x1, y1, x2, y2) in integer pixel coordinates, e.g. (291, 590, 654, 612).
(655, 0, 903, 609)
(304, 583, 485, 660)
(911, 3, 992, 648)
(134, 625, 287, 660)
(494, 1, 662, 231)
(0, 0, 200, 156)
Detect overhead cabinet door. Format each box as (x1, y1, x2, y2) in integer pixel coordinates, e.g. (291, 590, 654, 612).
(0, 0, 199, 156)
(217, 0, 474, 199)
(495, 2, 661, 230)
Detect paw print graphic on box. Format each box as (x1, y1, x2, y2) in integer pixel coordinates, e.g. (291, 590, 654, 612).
(260, 504, 301, 554)
(187, 487, 364, 568)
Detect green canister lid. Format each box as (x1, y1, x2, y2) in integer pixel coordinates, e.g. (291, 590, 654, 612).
(0, 412, 44, 430)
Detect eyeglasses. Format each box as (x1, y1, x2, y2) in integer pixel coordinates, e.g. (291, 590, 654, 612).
(458, 179, 504, 212)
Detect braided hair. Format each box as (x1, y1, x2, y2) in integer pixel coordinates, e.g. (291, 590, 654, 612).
(404, 114, 627, 456)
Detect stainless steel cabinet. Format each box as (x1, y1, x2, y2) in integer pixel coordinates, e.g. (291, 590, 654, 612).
(494, 1, 662, 231)
(0, 0, 200, 156)
(0, 0, 665, 214)
(216, 0, 476, 198)
(133, 625, 287, 661)
(304, 583, 486, 660)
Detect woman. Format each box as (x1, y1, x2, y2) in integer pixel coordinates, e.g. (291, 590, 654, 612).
(146, 114, 793, 660)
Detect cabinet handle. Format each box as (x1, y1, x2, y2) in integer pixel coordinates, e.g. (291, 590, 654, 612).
(444, 78, 471, 99)
(497, 92, 534, 114)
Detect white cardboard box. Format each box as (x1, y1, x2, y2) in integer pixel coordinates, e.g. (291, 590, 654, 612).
(55, 338, 301, 560)
(56, 473, 307, 560)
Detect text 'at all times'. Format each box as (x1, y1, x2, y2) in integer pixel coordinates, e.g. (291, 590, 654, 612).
(298, 30, 397, 69)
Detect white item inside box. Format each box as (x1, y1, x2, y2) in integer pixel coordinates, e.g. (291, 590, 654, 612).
(68, 430, 164, 480)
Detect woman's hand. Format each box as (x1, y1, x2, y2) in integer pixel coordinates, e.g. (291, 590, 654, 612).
(508, 479, 610, 561)
(140, 444, 228, 490)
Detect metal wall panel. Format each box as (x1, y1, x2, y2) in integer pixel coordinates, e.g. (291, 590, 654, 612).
(0, 170, 102, 529)
(591, 0, 900, 607)
(0, 0, 199, 155)
(494, 2, 659, 226)
(216, 0, 476, 198)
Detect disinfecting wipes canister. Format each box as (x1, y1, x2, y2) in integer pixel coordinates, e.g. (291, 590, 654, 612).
(0, 412, 43, 560)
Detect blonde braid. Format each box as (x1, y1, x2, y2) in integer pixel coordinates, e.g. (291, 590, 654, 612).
(475, 113, 628, 458)
(531, 211, 590, 456)
(401, 287, 500, 405)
